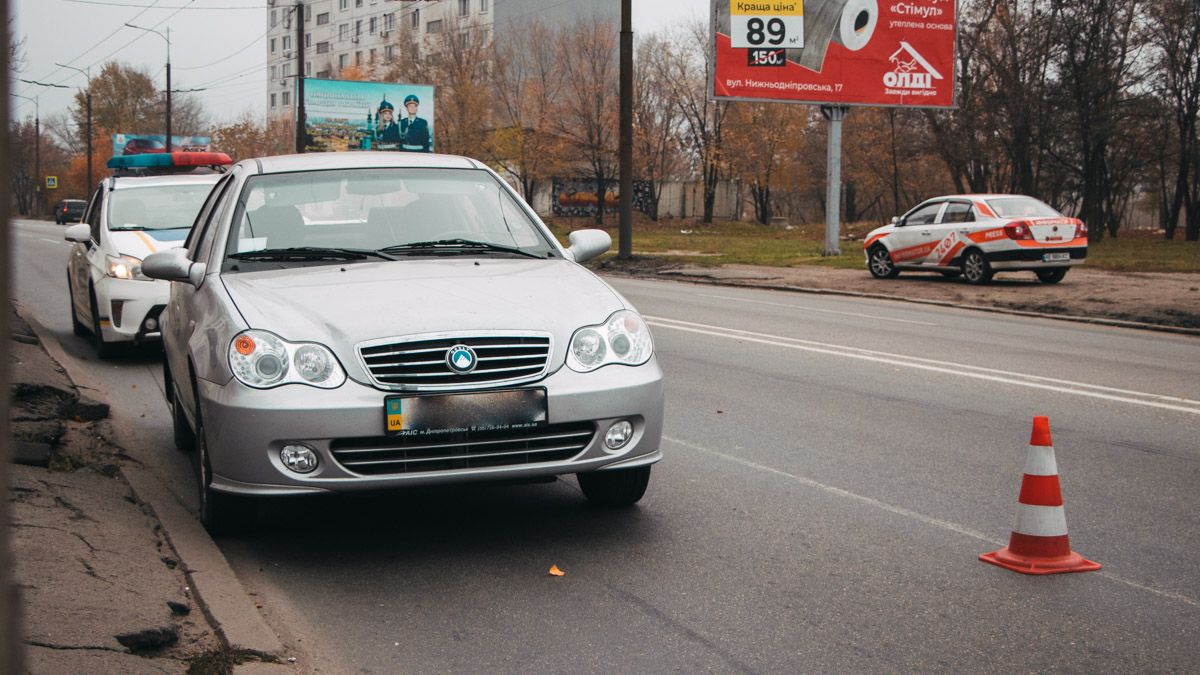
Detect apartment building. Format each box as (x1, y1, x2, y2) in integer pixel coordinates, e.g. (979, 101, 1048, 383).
(265, 0, 617, 115)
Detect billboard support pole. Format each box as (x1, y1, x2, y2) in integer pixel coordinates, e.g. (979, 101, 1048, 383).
(296, 1, 306, 153)
(617, 0, 632, 259)
(821, 105, 848, 257)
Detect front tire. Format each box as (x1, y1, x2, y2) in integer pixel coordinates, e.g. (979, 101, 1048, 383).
(577, 466, 651, 507)
(867, 245, 900, 279)
(961, 249, 994, 285)
(193, 405, 256, 535)
(1036, 268, 1068, 284)
(68, 273, 88, 337)
(88, 286, 119, 359)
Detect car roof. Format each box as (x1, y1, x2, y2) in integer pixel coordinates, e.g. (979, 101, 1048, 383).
(243, 152, 487, 175)
(106, 173, 223, 190)
(924, 194, 1038, 201)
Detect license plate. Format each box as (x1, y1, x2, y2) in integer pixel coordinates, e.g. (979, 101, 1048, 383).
(1043, 252, 1070, 262)
(384, 389, 547, 437)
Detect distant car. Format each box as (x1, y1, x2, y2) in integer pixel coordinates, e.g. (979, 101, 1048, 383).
(140, 152, 664, 534)
(64, 153, 232, 357)
(122, 138, 167, 155)
(863, 195, 1087, 284)
(55, 199, 87, 224)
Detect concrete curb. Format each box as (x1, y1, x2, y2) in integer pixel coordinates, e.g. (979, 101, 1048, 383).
(601, 269, 1200, 338)
(17, 310, 286, 662)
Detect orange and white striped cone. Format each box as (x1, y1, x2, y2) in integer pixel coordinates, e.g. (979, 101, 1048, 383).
(980, 416, 1100, 575)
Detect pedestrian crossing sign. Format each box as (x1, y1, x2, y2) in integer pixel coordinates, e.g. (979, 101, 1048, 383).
(46, 176, 58, 189)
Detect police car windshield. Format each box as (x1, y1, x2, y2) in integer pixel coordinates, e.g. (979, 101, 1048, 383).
(107, 184, 213, 231)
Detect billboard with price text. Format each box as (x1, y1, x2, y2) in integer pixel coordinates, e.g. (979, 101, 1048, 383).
(710, 0, 957, 108)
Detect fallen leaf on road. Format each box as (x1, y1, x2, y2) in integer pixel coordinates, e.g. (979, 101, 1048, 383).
(548, 564, 565, 577)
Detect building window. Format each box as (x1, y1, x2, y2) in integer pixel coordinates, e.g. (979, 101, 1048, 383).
(355, 19, 362, 36)
(427, 19, 442, 33)
(458, 0, 468, 16)
(369, 48, 377, 62)
(355, 50, 362, 65)
(282, 91, 290, 106)
(480, 0, 488, 13)
(270, 38, 276, 53)
(270, 9, 276, 26)
(316, 41, 329, 54)
(282, 35, 291, 50)
(305, 61, 312, 75)
(270, 93, 277, 107)
(385, 45, 395, 61)
(356, 0, 363, 7)
(339, 53, 349, 69)
(305, 6, 311, 21)
(317, 12, 330, 25)
(412, 9, 419, 28)
(384, 13, 395, 31)
(283, 63, 290, 78)
(270, 65, 277, 80)
(339, 0, 348, 10)
(339, 23, 349, 41)
(369, 17, 377, 34)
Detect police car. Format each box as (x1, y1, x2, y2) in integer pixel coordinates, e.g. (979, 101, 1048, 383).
(863, 195, 1087, 284)
(65, 152, 232, 357)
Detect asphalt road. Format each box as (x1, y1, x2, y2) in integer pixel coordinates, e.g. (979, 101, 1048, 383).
(11, 218, 1200, 673)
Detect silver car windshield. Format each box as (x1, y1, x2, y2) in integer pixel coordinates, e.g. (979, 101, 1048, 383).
(225, 168, 553, 262)
(986, 197, 1060, 218)
(107, 184, 214, 231)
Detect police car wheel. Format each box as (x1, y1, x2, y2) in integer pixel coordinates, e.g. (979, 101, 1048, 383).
(1036, 268, 1068, 284)
(88, 286, 119, 359)
(868, 245, 900, 279)
(961, 250, 993, 285)
(68, 273, 88, 337)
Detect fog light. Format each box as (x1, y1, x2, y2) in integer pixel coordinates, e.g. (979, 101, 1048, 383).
(143, 316, 158, 332)
(280, 445, 319, 474)
(604, 420, 634, 451)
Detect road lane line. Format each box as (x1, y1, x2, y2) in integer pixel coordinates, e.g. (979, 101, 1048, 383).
(646, 316, 1200, 415)
(700, 293, 939, 326)
(39, 238, 61, 245)
(664, 435, 1200, 608)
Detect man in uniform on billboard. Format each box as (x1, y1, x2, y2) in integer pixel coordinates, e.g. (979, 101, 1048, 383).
(375, 97, 402, 148)
(399, 94, 431, 152)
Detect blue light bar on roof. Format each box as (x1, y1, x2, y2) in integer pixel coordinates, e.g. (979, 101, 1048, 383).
(107, 151, 233, 170)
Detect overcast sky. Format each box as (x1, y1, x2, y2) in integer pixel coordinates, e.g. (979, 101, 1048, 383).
(10, 0, 708, 129)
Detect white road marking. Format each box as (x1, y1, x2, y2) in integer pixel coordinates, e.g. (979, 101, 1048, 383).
(39, 238, 62, 245)
(646, 316, 1200, 416)
(700, 293, 939, 326)
(665, 434, 1199, 608)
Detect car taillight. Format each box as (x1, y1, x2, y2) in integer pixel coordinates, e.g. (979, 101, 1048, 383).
(1075, 220, 1087, 238)
(1004, 221, 1034, 240)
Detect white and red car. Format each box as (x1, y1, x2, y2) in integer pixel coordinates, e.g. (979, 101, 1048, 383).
(863, 195, 1087, 284)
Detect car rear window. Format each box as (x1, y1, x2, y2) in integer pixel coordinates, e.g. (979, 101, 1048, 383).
(986, 197, 1060, 218)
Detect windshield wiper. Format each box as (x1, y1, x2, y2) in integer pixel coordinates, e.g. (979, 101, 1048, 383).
(228, 246, 397, 262)
(378, 239, 544, 259)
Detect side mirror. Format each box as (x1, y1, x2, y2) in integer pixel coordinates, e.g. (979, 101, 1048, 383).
(142, 251, 206, 288)
(890, 216, 901, 226)
(564, 229, 611, 264)
(64, 223, 91, 244)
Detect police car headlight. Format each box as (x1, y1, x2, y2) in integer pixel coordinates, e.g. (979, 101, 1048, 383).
(106, 254, 150, 281)
(229, 330, 346, 389)
(567, 310, 653, 373)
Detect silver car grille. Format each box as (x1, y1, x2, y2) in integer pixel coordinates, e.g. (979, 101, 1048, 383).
(329, 422, 595, 476)
(358, 332, 552, 390)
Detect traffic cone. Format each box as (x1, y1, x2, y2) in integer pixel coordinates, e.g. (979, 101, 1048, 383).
(980, 416, 1100, 575)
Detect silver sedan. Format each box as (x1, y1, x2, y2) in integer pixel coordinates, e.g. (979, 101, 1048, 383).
(142, 152, 664, 534)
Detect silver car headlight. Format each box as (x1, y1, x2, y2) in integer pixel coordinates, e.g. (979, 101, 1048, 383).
(106, 254, 150, 281)
(566, 310, 653, 372)
(229, 330, 347, 389)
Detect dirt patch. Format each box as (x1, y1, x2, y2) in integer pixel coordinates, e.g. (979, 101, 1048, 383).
(593, 259, 1200, 331)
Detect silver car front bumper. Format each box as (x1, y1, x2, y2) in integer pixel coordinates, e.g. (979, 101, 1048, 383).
(199, 358, 665, 496)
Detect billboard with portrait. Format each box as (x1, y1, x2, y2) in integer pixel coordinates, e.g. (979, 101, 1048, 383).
(112, 133, 211, 157)
(710, 0, 956, 107)
(302, 78, 436, 153)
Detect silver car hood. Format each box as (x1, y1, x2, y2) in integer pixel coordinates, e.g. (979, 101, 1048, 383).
(220, 258, 626, 373)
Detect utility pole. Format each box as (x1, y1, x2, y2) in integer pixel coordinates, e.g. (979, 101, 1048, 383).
(820, 105, 848, 257)
(52, 65, 92, 190)
(125, 23, 172, 151)
(618, 0, 633, 259)
(15, 95, 40, 216)
(296, 1, 306, 153)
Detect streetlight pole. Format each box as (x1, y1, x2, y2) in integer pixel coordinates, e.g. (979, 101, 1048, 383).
(618, 0, 633, 259)
(53, 64, 93, 189)
(14, 94, 40, 216)
(125, 23, 172, 151)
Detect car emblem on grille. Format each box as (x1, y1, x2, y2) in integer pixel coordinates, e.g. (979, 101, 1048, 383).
(446, 345, 478, 373)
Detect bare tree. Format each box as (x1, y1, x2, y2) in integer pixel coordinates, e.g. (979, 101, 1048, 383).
(633, 33, 685, 220)
(1148, 0, 1200, 240)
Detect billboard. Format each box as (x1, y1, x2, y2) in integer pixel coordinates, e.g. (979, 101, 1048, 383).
(112, 133, 211, 157)
(711, 0, 956, 107)
(303, 78, 435, 153)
